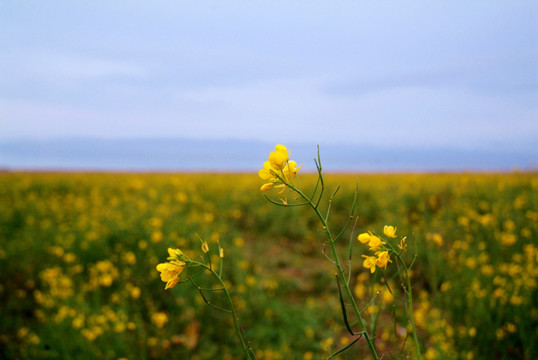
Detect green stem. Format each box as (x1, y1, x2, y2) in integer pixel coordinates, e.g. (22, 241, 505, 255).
(398, 256, 422, 360)
(384, 239, 422, 359)
(288, 184, 380, 360)
(192, 261, 254, 359)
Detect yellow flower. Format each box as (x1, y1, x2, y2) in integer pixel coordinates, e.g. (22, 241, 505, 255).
(201, 241, 209, 253)
(383, 225, 397, 238)
(367, 235, 382, 250)
(375, 250, 392, 269)
(357, 232, 370, 244)
(259, 144, 301, 192)
(283, 160, 303, 182)
(258, 161, 279, 181)
(268, 144, 289, 170)
(151, 312, 168, 328)
(166, 247, 184, 261)
(362, 255, 377, 273)
(156, 248, 186, 290)
(258, 161, 280, 191)
(430, 233, 443, 247)
(398, 237, 407, 251)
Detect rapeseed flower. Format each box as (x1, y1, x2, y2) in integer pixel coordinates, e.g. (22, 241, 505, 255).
(259, 144, 302, 192)
(156, 248, 186, 290)
(258, 161, 284, 192)
(362, 255, 378, 273)
(358, 232, 371, 244)
(268, 144, 289, 170)
(375, 251, 392, 269)
(359, 227, 396, 272)
(367, 235, 383, 250)
(283, 160, 303, 182)
(383, 225, 397, 238)
(357, 232, 383, 250)
(258, 161, 279, 182)
(398, 237, 407, 251)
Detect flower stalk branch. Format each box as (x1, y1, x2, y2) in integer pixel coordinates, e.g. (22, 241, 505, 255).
(260, 145, 380, 359)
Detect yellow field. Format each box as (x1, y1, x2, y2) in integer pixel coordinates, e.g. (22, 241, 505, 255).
(0, 171, 536, 359)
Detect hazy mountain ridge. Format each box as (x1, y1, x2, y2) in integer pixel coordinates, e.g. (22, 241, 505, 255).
(0, 138, 536, 172)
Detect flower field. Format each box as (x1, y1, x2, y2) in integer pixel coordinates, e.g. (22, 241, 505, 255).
(0, 171, 536, 359)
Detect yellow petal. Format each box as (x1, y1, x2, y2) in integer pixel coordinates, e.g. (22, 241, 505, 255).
(156, 263, 167, 272)
(357, 233, 370, 244)
(275, 144, 288, 153)
(165, 277, 179, 290)
(258, 168, 272, 179)
(268, 148, 289, 170)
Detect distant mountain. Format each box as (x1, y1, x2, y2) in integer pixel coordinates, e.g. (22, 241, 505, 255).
(0, 137, 536, 172)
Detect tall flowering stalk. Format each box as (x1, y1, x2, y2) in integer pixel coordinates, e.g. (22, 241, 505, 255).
(259, 144, 380, 358)
(259, 144, 422, 359)
(156, 144, 422, 359)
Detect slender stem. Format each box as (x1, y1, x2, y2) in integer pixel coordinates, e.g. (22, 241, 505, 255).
(286, 183, 380, 360)
(384, 241, 422, 359)
(397, 256, 422, 360)
(406, 271, 421, 359)
(347, 217, 359, 284)
(211, 268, 253, 359)
(191, 261, 254, 359)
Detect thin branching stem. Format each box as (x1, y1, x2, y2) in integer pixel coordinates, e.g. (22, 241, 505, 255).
(360, 291, 380, 315)
(189, 260, 254, 360)
(347, 217, 359, 284)
(282, 180, 380, 360)
(325, 186, 340, 223)
(383, 240, 422, 360)
(396, 255, 422, 360)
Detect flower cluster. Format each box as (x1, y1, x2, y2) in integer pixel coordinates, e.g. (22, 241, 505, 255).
(357, 225, 402, 273)
(156, 248, 187, 290)
(156, 240, 225, 290)
(258, 144, 302, 192)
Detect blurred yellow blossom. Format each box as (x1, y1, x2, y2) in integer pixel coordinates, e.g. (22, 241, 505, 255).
(383, 225, 397, 238)
(362, 255, 377, 273)
(151, 312, 168, 328)
(367, 235, 383, 250)
(398, 237, 407, 251)
(375, 251, 392, 270)
(357, 232, 371, 244)
(357, 232, 383, 249)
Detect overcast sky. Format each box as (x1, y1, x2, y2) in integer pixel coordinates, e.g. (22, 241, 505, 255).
(1, 1, 536, 150)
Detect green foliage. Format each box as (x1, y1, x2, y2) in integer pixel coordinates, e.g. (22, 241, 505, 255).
(0, 171, 536, 359)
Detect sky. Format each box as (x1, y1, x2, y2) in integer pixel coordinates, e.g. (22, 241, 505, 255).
(1, 1, 537, 152)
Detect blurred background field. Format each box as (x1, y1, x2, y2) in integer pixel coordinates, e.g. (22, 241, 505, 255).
(0, 171, 536, 359)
